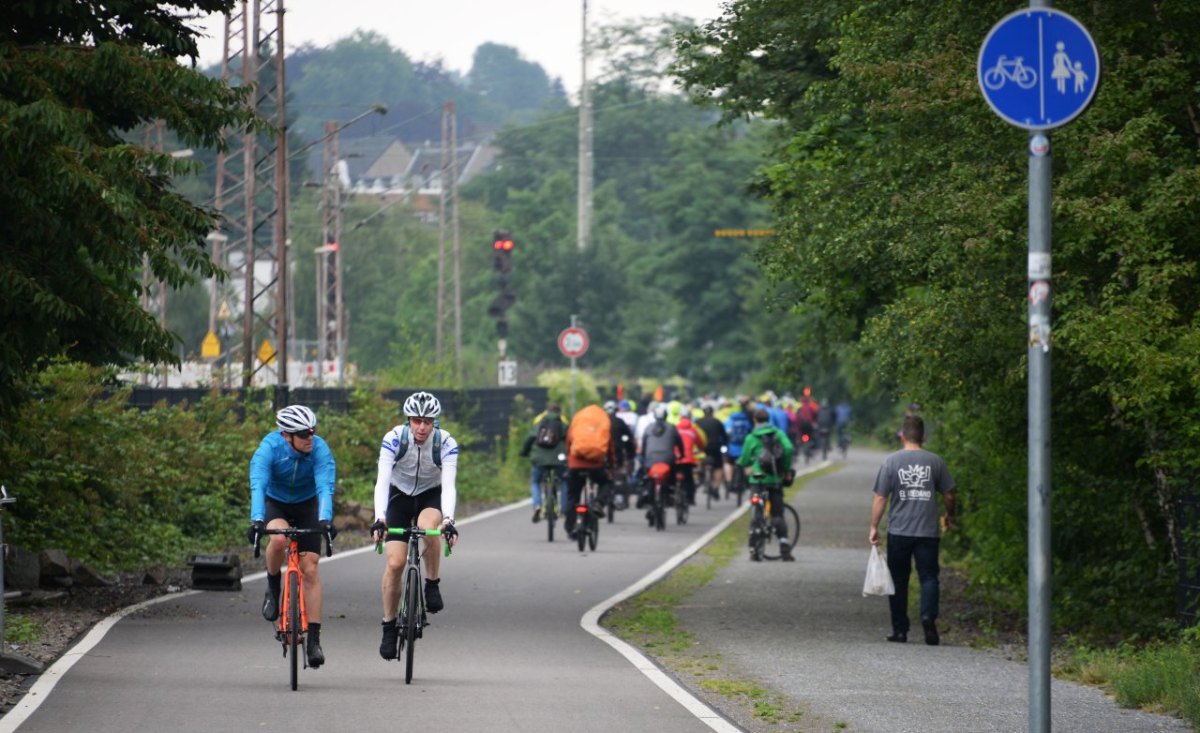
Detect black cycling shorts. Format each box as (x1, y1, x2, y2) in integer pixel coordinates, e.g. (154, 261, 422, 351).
(384, 486, 443, 541)
(264, 496, 323, 555)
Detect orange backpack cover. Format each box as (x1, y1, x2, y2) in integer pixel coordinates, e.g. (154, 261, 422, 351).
(569, 404, 611, 463)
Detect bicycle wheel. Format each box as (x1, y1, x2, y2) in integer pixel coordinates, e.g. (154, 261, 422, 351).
(760, 503, 801, 560)
(749, 509, 767, 561)
(545, 480, 557, 542)
(287, 572, 300, 691)
(403, 566, 420, 683)
(588, 511, 599, 551)
(704, 468, 713, 510)
(784, 503, 801, 547)
(654, 495, 666, 531)
(606, 486, 615, 524)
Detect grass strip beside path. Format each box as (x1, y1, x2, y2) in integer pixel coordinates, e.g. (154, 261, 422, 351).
(602, 468, 848, 733)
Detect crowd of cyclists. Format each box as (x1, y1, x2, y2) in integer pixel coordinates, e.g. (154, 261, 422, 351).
(518, 389, 854, 551)
(247, 388, 851, 669)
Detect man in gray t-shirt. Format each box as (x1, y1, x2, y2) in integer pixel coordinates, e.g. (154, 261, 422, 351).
(869, 415, 956, 646)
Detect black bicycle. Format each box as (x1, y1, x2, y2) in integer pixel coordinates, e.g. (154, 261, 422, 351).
(727, 462, 747, 506)
(643, 462, 671, 532)
(539, 466, 561, 542)
(574, 475, 600, 552)
(675, 467, 690, 525)
(700, 459, 721, 510)
(375, 524, 451, 683)
(747, 486, 800, 561)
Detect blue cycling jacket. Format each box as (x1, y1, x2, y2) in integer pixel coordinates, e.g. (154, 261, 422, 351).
(249, 431, 337, 522)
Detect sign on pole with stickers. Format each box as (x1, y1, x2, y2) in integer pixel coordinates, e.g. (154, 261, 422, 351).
(978, 8, 1100, 733)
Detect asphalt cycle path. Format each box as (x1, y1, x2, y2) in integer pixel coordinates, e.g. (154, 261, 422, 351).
(678, 448, 1192, 733)
(2, 494, 748, 733)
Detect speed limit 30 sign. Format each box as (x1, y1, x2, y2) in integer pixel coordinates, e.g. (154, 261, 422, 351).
(557, 327, 589, 359)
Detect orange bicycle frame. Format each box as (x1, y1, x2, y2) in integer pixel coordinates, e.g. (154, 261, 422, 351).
(276, 537, 308, 639)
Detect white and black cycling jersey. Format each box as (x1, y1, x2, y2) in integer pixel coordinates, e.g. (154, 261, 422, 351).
(373, 425, 459, 522)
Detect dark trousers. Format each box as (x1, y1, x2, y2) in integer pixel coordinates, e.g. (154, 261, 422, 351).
(886, 533, 940, 634)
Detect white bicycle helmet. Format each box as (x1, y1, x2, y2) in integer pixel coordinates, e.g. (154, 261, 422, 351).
(603, 400, 617, 414)
(403, 391, 442, 418)
(276, 405, 317, 432)
(653, 403, 668, 420)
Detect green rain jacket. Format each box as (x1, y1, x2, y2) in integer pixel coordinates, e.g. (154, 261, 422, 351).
(737, 424, 795, 485)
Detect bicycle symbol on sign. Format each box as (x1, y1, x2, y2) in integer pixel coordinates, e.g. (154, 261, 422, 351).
(982, 55, 1037, 90)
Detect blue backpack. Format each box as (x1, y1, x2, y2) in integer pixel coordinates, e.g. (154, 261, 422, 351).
(727, 412, 751, 445)
(393, 422, 443, 468)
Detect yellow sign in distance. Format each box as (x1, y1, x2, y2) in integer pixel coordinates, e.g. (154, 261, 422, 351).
(257, 339, 276, 366)
(201, 331, 221, 359)
(217, 299, 233, 320)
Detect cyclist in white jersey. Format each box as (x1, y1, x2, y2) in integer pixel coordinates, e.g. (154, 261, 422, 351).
(370, 391, 461, 660)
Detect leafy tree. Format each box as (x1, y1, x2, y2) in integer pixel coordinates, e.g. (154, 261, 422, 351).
(0, 0, 260, 415)
(467, 43, 567, 124)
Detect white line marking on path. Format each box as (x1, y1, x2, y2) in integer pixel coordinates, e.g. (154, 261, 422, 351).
(2, 465, 835, 733)
(580, 461, 830, 733)
(0, 501, 523, 732)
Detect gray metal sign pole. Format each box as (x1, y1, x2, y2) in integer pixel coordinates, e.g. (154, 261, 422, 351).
(569, 314, 578, 417)
(979, 2, 1098, 729)
(1028, 130, 1052, 733)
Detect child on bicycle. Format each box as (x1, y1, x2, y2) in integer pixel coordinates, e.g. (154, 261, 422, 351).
(370, 392, 461, 660)
(738, 408, 796, 561)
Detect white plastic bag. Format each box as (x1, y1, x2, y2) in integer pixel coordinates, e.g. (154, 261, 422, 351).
(863, 545, 895, 597)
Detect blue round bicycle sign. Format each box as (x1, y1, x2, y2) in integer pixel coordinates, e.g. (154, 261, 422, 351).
(978, 8, 1100, 130)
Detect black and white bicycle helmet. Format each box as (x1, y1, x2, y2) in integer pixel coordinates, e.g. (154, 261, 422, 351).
(403, 391, 442, 419)
(276, 405, 317, 432)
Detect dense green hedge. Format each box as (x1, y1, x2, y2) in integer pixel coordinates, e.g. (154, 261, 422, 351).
(0, 363, 522, 572)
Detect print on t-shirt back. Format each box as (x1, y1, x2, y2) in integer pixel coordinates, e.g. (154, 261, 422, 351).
(897, 464, 934, 501)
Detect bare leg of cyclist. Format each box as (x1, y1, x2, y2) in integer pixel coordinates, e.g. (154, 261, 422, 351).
(418, 507, 446, 613)
(299, 552, 322, 624)
(418, 506, 444, 580)
(264, 518, 289, 575)
(381, 543, 406, 620)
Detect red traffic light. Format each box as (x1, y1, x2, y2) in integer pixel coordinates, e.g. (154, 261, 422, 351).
(493, 238, 513, 251)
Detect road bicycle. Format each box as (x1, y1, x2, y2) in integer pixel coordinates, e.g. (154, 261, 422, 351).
(642, 462, 671, 532)
(253, 526, 334, 691)
(674, 468, 690, 526)
(375, 524, 451, 684)
(726, 462, 747, 507)
(837, 428, 851, 460)
(700, 458, 721, 510)
(573, 475, 601, 552)
(747, 486, 800, 562)
(539, 465, 562, 542)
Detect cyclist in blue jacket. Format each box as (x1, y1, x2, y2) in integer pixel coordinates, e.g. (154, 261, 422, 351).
(248, 405, 338, 669)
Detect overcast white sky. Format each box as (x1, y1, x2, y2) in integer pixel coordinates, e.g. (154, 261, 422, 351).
(190, 0, 728, 95)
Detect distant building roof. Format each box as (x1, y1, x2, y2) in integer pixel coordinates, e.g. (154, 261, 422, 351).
(347, 136, 499, 196)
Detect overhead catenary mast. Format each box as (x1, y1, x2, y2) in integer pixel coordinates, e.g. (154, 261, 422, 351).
(577, 0, 593, 251)
(208, 0, 290, 389)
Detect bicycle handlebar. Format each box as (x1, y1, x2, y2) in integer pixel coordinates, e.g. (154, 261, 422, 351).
(373, 526, 452, 557)
(251, 526, 335, 559)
